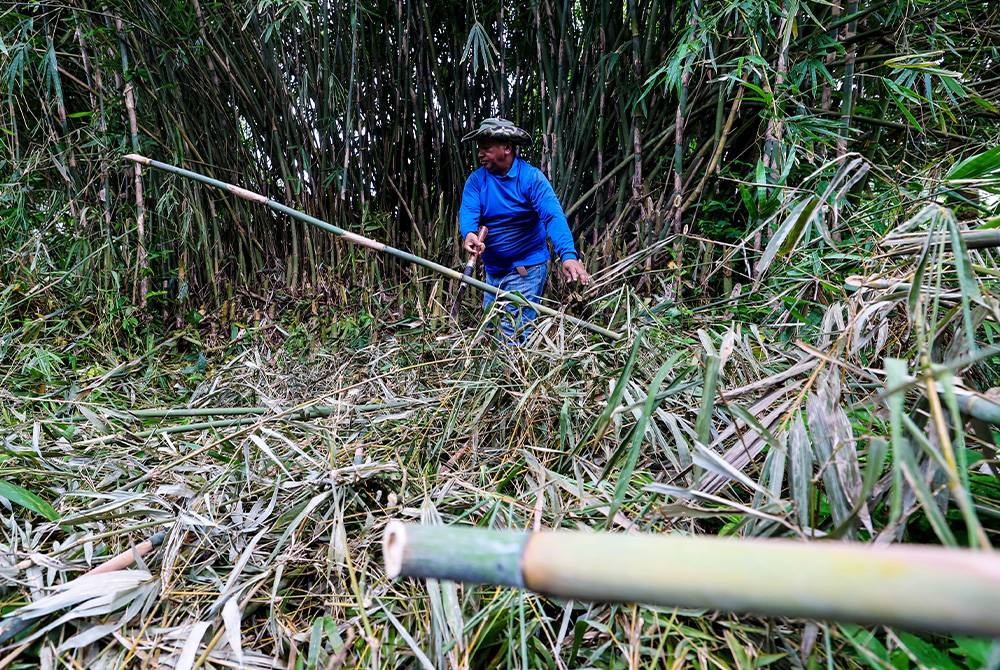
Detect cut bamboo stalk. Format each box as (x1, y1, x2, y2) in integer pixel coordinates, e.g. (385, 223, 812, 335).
(124, 154, 622, 341)
(845, 275, 963, 300)
(0, 531, 167, 646)
(878, 230, 1000, 255)
(84, 531, 166, 576)
(953, 390, 1000, 425)
(383, 522, 1000, 636)
(121, 398, 422, 419)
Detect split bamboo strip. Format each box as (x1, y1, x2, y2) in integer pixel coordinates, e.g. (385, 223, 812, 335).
(124, 155, 622, 340)
(383, 522, 1000, 636)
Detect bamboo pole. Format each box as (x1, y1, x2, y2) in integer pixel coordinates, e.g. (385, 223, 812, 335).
(123, 155, 622, 341)
(83, 531, 166, 576)
(122, 398, 420, 418)
(878, 230, 1000, 255)
(0, 530, 167, 647)
(383, 522, 1000, 637)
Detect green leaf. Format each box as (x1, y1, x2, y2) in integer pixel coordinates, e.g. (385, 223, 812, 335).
(606, 359, 673, 527)
(951, 637, 992, 664)
(755, 196, 818, 282)
(0, 480, 59, 521)
(577, 332, 644, 450)
(896, 633, 962, 670)
(946, 145, 1000, 181)
(695, 354, 720, 445)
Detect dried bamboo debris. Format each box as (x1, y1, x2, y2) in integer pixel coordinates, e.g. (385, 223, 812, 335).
(3, 286, 998, 665)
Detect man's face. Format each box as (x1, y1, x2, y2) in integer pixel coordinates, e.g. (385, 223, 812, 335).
(477, 140, 513, 175)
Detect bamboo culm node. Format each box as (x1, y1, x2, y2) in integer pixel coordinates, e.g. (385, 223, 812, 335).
(124, 154, 622, 340)
(383, 522, 1000, 637)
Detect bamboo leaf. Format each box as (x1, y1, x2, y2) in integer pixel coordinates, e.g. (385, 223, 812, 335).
(946, 145, 1000, 181)
(222, 597, 245, 666)
(606, 360, 673, 526)
(174, 621, 212, 670)
(788, 412, 813, 529)
(695, 355, 720, 445)
(0, 479, 58, 521)
(578, 332, 643, 450)
(755, 197, 818, 282)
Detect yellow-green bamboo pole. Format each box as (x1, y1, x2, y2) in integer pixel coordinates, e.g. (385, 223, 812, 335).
(123, 154, 621, 340)
(383, 522, 1000, 636)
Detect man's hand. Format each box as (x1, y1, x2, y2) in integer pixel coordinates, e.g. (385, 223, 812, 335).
(561, 259, 590, 285)
(463, 231, 486, 255)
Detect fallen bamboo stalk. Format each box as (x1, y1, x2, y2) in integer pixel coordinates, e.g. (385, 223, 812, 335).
(383, 522, 1000, 637)
(12, 521, 165, 573)
(878, 230, 1000, 255)
(844, 275, 964, 300)
(75, 401, 411, 446)
(83, 531, 166, 576)
(0, 531, 167, 647)
(123, 398, 425, 418)
(124, 154, 622, 341)
(76, 415, 264, 446)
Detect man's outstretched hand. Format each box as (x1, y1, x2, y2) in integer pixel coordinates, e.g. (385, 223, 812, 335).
(561, 259, 591, 285)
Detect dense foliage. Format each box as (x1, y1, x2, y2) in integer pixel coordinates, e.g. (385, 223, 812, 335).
(5, 0, 998, 307)
(2, 0, 1000, 668)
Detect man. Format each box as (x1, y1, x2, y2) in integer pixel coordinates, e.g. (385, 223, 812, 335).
(458, 117, 590, 341)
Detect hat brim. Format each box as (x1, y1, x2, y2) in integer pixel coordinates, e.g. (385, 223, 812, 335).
(461, 127, 533, 146)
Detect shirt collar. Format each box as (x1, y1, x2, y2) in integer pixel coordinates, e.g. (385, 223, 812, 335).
(499, 157, 522, 179)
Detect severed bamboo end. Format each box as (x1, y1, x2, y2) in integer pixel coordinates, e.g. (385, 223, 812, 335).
(383, 520, 407, 578)
(383, 522, 526, 587)
(124, 153, 151, 165)
(84, 530, 167, 576)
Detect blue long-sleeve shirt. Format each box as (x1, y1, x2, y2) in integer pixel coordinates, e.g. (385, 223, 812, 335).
(458, 158, 578, 275)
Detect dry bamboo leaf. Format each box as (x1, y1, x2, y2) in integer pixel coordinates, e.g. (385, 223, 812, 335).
(174, 621, 212, 670)
(222, 597, 245, 666)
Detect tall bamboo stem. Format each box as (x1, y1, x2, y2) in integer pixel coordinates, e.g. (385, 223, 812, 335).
(384, 522, 1000, 637)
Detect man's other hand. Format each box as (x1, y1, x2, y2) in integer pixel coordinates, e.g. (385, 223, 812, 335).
(463, 232, 486, 255)
(561, 259, 590, 285)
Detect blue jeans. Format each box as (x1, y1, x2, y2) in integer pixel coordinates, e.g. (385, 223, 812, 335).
(483, 263, 547, 342)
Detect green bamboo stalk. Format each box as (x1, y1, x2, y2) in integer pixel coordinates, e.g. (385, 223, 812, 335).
(383, 522, 1000, 636)
(124, 154, 621, 341)
(75, 399, 421, 445)
(121, 398, 421, 419)
(77, 415, 263, 446)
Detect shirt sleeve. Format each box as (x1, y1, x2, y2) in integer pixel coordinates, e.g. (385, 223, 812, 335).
(458, 172, 482, 238)
(528, 168, 578, 261)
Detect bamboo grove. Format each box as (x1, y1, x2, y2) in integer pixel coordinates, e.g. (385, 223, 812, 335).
(4, 2, 1000, 666)
(4, 0, 999, 314)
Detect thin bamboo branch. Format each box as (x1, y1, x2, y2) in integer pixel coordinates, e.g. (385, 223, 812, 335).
(384, 522, 1000, 636)
(115, 17, 148, 307)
